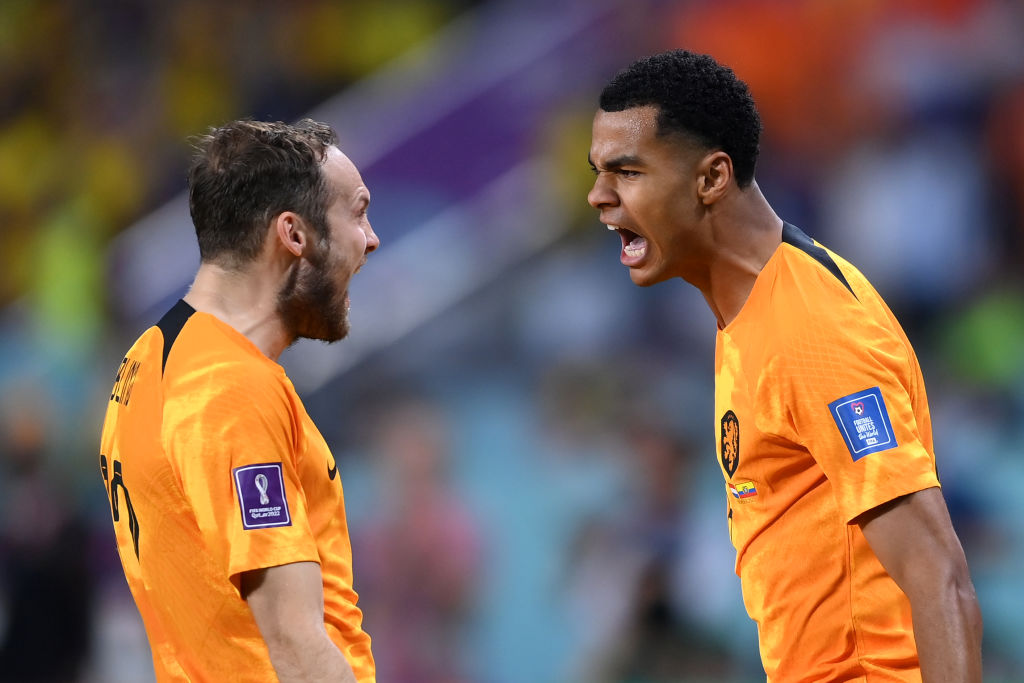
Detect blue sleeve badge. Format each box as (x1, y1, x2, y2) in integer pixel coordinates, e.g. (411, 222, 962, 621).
(827, 386, 897, 460)
(233, 463, 292, 529)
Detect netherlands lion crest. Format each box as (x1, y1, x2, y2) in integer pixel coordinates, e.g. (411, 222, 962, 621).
(720, 410, 740, 478)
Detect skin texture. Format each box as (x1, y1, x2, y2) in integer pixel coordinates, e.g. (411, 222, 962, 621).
(588, 106, 704, 287)
(588, 106, 782, 328)
(241, 562, 357, 683)
(184, 145, 378, 679)
(276, 146, 378, 344)
(858, 487, 983, 682)
(185, 145, 379, 361)
(589, 104, 983, 681)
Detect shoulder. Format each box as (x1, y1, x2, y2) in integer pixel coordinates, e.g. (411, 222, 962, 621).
(763, 239, 915, 387)
(779, 244, 859, 308)
(776, 223, 894, 313)
(748, 247, 852, 364)
(164, 315, 298, 426)
(753, 237, 896, 361)
(771, 233, 888, 338)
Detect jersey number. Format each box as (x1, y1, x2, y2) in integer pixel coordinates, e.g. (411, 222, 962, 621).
(100, 454, 140, 559)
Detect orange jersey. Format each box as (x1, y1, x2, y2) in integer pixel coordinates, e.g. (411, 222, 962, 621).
(715, 224, 939, 682)
(98, 300, 374, 682)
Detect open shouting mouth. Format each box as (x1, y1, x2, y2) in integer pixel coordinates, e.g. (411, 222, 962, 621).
(608, 224, 647, 266)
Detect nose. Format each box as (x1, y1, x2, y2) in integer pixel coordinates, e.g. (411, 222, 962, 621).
(364, 222, 380, 254)
(587, 173, 617, 210)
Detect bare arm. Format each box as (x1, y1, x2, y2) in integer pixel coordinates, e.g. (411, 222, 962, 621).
(858, 486, 983, 683)
(241, 561, 357, 683)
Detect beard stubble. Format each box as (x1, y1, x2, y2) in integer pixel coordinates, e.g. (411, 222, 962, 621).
(277, 243, 350, 343)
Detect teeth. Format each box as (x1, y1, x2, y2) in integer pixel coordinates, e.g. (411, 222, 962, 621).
(624, 243, 646, 258)
(606, 224, 618, 231)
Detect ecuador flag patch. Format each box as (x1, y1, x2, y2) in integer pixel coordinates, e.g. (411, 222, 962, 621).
(729, 481, 758, 501)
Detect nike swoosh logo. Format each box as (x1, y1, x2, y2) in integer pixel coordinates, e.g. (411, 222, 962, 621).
(327, 460, 338, 481)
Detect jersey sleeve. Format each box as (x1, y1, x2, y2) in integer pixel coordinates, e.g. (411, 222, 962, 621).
(165, 363, 320, 588)
(764, 300, 940, 523)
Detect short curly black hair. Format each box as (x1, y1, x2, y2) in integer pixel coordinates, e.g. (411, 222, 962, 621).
(600, 50, 762, 188)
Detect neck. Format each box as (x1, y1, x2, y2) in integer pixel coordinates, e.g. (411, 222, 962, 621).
(695, 181, 783, 329)
(183, 261, 294, 361)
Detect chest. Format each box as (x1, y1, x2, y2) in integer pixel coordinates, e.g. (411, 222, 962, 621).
(294, 411, 346, 524)
(714, 334, 821, 505)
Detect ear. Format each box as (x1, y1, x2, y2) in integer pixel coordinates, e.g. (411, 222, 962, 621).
(272, 212, 309, 258)
(696, 151, 733, 206)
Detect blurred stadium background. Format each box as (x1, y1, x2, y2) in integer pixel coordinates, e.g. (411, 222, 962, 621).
(1, 0, 1022, 681)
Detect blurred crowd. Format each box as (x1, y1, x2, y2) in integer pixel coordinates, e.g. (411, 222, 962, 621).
(1, 0, 1023, 681)
(0, 0, 472, 349)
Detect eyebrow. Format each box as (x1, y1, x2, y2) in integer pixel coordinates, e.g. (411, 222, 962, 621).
(588, 154, 643, 170)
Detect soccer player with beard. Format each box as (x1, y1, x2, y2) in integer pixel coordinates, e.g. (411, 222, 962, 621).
(98, 119, 378, 682)
(588, 51, 982, 681)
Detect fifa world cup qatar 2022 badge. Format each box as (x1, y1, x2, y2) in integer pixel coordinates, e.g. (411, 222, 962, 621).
(233, 463, 292, 529)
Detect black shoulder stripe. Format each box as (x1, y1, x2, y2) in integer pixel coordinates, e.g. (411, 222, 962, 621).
(156, 299, 196, 374)
(781, 223, 857, 299)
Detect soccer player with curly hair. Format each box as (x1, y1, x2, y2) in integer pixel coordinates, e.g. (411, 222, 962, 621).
(589, 50, 982, 682)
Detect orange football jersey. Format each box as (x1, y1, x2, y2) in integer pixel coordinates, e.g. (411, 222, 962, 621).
(98, 300, 374, 682)
(715, 224, 939, 681)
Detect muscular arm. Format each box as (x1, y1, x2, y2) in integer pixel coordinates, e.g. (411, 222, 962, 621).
(857, 486, 983, 683)
(240, 561, 357, 683)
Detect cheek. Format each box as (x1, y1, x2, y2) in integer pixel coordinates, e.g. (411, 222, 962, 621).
(652, 186, 694, 228)
(631, 189, 671, 228)
(333, 229, 365, 270)
(346, 232, 367, 261)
